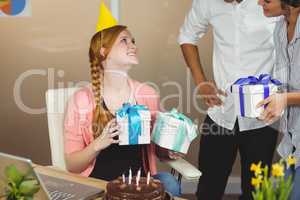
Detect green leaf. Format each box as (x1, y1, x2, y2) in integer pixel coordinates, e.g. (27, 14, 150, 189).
(7, 181, 18, 197)
(281, 175, 293, 200)
(24, 196, 34, 200)
(19, 180, 40, 196)
(23, 173, 35, 181)
(4, 165, 24, 186)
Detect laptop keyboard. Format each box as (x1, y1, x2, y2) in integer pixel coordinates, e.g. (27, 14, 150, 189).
(48, 190, 75, 200)
(37, 173, 104, 200)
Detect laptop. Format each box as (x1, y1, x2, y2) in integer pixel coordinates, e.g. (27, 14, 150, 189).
(0, 152, 104, 200)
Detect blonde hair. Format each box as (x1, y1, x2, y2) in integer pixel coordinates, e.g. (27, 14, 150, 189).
(89, 25, 127, 138)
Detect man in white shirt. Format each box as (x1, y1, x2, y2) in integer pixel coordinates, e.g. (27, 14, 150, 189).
(178, 0, 278, 199)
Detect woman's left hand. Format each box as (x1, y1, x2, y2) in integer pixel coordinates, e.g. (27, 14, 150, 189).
(256, 93, 287, 124)
(168, 151, 185, 160)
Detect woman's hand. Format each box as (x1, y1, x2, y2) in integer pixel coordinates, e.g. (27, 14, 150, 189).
(92, 119, 121, 152)
(256, 93, 287, 124)
(168, 151, 185, 160)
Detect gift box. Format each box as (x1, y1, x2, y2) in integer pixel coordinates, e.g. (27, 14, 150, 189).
(151, 109, 198, 154)
(116, 103, 151, 145)
(231, 74, 281, 118)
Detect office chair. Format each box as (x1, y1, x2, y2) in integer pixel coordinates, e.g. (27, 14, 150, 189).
(45, 87, 201, 184)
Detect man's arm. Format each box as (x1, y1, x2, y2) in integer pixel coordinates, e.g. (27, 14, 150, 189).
(180, 43, 225, 107)
(180, 44, 206, 85)
(178, 0, 225, 107)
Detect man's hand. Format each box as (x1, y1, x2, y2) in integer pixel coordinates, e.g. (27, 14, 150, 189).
(198, 81, 227, 108)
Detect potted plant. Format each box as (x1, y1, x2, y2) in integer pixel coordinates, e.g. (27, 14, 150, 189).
(251, 156, 297, 200)
(0, 165, 40, 200)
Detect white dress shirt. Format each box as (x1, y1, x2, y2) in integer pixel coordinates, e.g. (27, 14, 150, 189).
(178, 0, 277, 131)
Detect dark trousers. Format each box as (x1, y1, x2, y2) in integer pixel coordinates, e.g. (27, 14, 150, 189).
(196, 116, 278, 200)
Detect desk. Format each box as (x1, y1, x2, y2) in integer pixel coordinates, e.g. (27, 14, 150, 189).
(34, 165, 186, 200)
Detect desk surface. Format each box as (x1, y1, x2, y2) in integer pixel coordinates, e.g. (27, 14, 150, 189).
(34, 165, 186, 200)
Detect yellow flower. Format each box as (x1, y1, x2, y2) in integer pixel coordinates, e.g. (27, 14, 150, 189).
(271, 163, 284, 177)
(250, 162, 262, 176)
(287, 156, 297, 168)
(251, 175, 263, 188)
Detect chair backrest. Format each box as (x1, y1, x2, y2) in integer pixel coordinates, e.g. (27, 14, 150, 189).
(45, 87, 79, 170)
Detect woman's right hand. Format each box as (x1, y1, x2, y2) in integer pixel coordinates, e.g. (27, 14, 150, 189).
(92, 119, 121, 152)
(256, 93, 287, 124)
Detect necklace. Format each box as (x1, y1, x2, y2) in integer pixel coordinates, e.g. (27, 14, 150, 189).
(104, 69, 128, 77)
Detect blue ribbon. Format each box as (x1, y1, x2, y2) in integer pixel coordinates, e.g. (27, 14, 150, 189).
(231, 74, 281, 117)
(169, 109, 197, 141)
(116, 103, 147, 145)
(169, 109, 197, 152)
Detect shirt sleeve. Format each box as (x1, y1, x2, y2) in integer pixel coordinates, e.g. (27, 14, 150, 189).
(64, 90, 93, 154)
(178, 0, 209, 45)
(272, 20, 289, 92)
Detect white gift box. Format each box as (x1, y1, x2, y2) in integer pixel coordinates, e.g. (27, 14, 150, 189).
(231, 83, 279, 118)
(151, 110, 198, 154)
(116, 107, 151, 146)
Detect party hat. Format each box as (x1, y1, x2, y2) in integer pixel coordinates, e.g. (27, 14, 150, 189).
(96, 1, 118, 32)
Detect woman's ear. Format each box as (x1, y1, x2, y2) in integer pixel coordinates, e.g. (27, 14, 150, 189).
(100, 47, 106, 58)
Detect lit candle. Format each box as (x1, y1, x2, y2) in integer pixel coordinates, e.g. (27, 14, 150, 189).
(147, 171, 150, 185)
(122, 174, 125, 183)
(129, 168, 132, 184)
(136, 169, 141, 186)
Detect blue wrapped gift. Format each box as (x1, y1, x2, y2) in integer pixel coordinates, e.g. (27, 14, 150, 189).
(231, 74, 281, 118)
(116, 103, 151, 145)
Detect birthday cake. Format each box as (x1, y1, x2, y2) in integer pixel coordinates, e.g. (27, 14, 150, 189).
(105, 176, 167, 200)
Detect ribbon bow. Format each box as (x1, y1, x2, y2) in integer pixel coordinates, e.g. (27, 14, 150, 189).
(232, 74, 281, 117)
(168, 109, 197, 141)
(116, 103, 147, 145)
(232, 74, 281, 87)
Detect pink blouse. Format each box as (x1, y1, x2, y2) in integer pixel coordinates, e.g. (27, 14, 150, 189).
(64, 79, 160, 177)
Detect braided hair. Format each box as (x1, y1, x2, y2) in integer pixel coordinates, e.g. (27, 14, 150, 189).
(88, 25, 127, 138)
